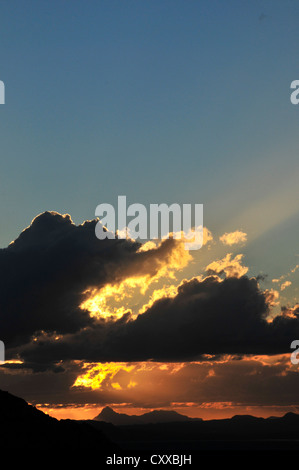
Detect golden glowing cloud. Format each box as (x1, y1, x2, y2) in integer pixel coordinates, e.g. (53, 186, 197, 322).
(43, 353, 299, 421)
(271, 264, 298, 294)
(111, 382, 122, 390)
(205, 253, 248, 278)
(281, 281, 292, 291)
(80, 238, 192, 320)
(203, 227, 213, 245)
(137, 241, 157, 252)
(72, 361, 187, 392)
(264, 288, 280, 307)
(73, 362, 135, 390)
(80, 277, 146, 320)
(280, 304, 299, 319)
(138, 284, 178, 314)
(219, 230, 247, 246)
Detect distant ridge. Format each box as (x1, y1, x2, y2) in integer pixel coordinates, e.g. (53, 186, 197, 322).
(89, 407, 299, 452)
(93, 406, 202, 425)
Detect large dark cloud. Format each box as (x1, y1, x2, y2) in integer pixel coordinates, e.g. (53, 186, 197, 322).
(0, 211, 181, 348)
(1, 211, 299, 371)
(2, 211, 298, 413)
(14, 275, 299, 369)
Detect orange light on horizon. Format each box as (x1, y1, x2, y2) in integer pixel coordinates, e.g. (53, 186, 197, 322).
(35, 401, 299, 422)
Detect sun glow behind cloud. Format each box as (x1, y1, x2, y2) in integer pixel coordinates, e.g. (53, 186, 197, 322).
(80, 237, 192, 320)
(64, 353, 299, 421)
(73, 362, 136, 390)
(80, 277, 148, 320)
(72, 361, 187, 392)
(2, 212, 298, 424)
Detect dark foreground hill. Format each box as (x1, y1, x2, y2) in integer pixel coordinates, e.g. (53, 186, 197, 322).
(0, 389, 116, 450)
(94, 405, 201, 425)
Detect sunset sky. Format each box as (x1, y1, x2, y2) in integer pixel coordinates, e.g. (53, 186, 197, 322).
(0, 1, 298, 421)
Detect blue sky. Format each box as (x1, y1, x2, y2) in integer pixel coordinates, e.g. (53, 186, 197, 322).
(0, 0, 298, 301)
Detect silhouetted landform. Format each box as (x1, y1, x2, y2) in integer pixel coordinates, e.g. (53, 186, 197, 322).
(0, 389, 117, 449)
(88, 410, 299, 452)
(94, 406, 201, 425)
(1, 389, 299, 454)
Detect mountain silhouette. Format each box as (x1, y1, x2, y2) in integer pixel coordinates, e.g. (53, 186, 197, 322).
(0, 389, 117, 449)
(89, 408, 299, 452)
(2, 389, 299, 454)
(94, 405, 200, 425)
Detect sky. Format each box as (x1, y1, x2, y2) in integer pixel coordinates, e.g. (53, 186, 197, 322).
(0, 0, 298, 421)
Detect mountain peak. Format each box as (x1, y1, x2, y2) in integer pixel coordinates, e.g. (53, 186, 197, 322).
(282, 412, 299, 421)
(93, 407, 197, 425)
(100, 406, 118, 416)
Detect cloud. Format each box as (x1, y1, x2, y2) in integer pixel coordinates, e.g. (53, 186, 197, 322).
(219, 230, 247, 246)
(291, 264, 299, 274)
(264, 288, 280, 307)
(0, 211, 191, 348)
(72, 355, 299, 407)
(13, 274, 299, 368)
(3, 355, 299, 413)
(203, 227, 213, 245)
(281, 281, 292, 291)
(205, 253, 248, 278)
(272, 264, 298, 287)
(280, 304, 299, 319)
(2, 211, 299, 376)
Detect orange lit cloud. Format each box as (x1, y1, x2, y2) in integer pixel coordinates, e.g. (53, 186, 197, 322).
(80, 237, 192, 320)
(264, 288, 280, 307)
(72, 361, 187, 393)
(138, 284, 178, 314)
(73, 362, 135, 390)
(203, 227, 213, 245)
(280, 304, 299, 319)
(281, 281, 292, 291)
(272, 264, 299, 288)
(219, 230, 247, 246)
(38, 353, 299, 420)
(205, 253, 248, 278)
